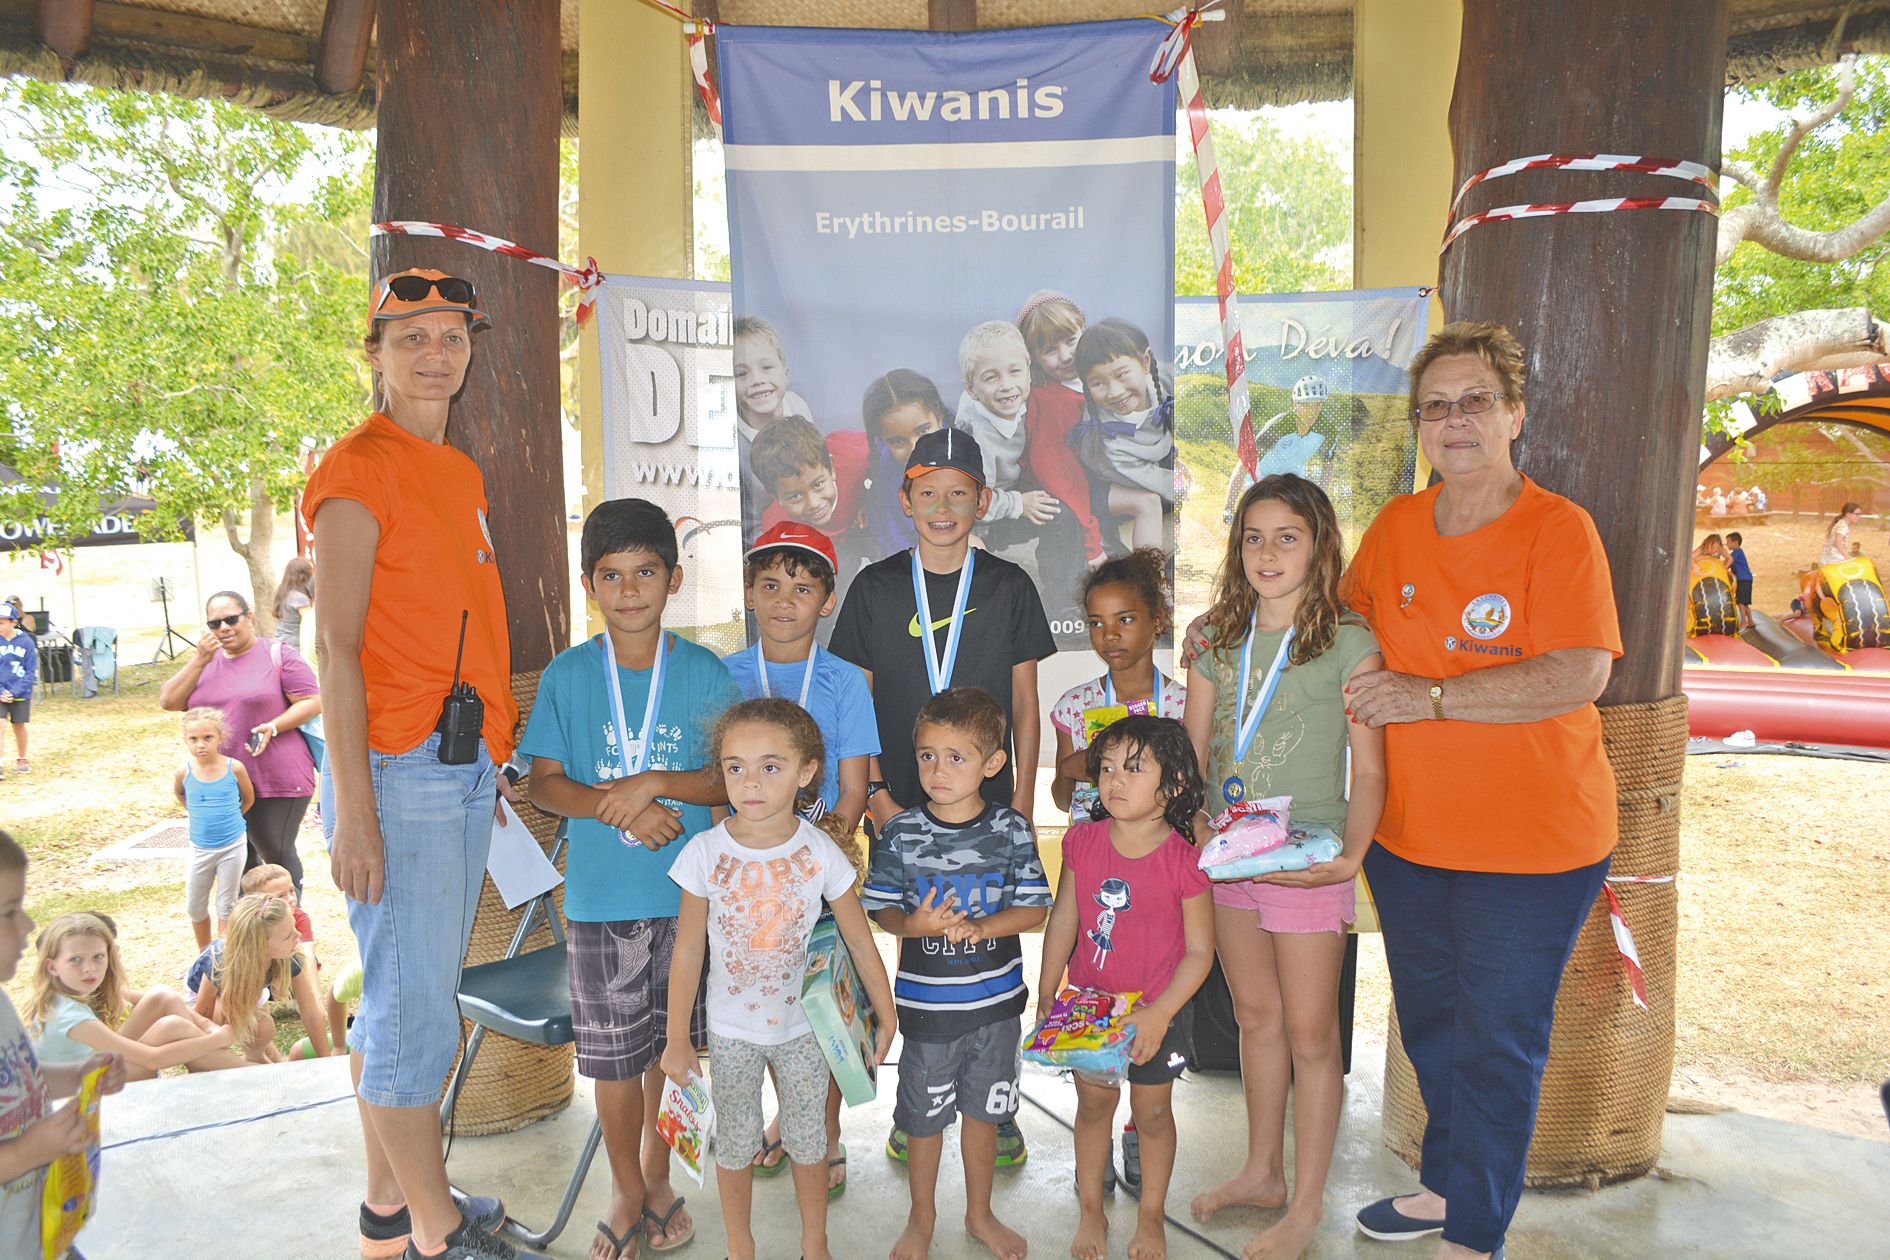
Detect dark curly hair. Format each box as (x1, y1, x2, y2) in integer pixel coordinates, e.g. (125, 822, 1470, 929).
(1084, 715, 1204, 836)
(711, 697, 826, 815)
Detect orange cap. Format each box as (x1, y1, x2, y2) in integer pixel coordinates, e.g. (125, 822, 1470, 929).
(368, 268, 491, 332)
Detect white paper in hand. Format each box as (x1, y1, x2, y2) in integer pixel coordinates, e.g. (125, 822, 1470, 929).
(486, 798, 563, 909)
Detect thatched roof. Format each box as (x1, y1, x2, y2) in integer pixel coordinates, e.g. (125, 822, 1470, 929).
(0, 0, 1886, 131)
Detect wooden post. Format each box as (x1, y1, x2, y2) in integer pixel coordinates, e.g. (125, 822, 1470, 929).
(35, 0, 94, 61)
(315, 0, 376, 95)
(371, 0, 567, 674)
(1444, 0, 1728, 706)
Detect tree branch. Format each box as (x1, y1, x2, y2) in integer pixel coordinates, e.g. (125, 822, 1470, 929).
(220, 507, 251, 561)
(1766, 56, 1856, 196)
(1720, 161, 1763, 194)
(1718, 190, 1890, 267)
(1705, 307, 1886, 402)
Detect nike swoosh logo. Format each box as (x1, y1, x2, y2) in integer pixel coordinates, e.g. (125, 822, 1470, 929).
(908, 607, 979, 637)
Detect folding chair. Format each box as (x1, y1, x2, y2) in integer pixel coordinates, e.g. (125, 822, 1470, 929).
(439, 826, 592, 1250)
(74, 626, 118, 698)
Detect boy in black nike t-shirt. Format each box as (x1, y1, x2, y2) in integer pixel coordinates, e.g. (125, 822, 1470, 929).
(861, 687, 1051, 1259)
(829, 427, 1056, 829)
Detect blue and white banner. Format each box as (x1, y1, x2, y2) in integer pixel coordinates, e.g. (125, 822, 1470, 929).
(1174, 288, 1430, 539)
(719, 20, 1177, 622)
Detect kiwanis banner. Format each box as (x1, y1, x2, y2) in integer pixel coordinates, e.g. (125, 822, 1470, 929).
(595, 273, 745, 650)
(1173, 288, 1430, 547)
(718, 21, 1177, 631)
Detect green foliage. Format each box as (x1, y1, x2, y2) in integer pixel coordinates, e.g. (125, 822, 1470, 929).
(0, 81, 372, 547)
(1175, 112, 1349, 297)
(1714, 57, 1890, 338)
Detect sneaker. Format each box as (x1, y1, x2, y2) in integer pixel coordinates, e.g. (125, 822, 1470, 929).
(13, 759, 26, 773)
(1119, 1123, 1141, 1191)
(401, 1214, 514, 1260)
(1355, 1196, 1446, 1242)
(994, 1118, 1028, 1167)
(361, 1194, 507, 1259)
(885, 1125, 908, 1162)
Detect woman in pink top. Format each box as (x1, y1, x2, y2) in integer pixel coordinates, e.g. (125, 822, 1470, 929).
(158, 590, 321, 898)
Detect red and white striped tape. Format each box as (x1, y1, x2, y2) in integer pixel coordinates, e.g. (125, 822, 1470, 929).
(1451, 153, 1717, 214)
(1152, 6, 1257, 476)
(689, 26, 723, 141)
(1440, 195, 1718, 254)
(1603, 873, 1674, 1012)
(370, 221, 605, 324)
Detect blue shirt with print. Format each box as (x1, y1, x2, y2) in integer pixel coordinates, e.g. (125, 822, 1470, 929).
(0, 631, 35, 695)
(722, 644, 880, 813)
(520, 632, 739, 922)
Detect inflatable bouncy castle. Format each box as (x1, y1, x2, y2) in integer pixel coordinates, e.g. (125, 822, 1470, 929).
(1806, 556, 1890, 653)
(1688, 554, 1738, 638)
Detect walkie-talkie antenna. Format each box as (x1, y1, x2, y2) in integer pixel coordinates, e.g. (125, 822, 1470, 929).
(450, 609, 469, 689)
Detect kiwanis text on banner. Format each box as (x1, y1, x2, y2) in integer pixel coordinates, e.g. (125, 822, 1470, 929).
(718, 20, 1178, 628)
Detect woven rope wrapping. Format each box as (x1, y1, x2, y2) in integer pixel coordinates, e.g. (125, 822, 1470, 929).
(1382, 695, 1685, 1188)
(440, 668, 574, 1136)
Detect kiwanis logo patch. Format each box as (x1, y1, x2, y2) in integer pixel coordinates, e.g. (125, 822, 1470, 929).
(1461, 593, 1511, 640)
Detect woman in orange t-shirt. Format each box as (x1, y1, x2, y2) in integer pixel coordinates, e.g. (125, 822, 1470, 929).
(1340, 323, 1621, 1260)
(303, 269, 517, 1260)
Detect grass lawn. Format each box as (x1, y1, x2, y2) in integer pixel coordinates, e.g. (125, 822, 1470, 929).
(2, 657, 1885, 1136)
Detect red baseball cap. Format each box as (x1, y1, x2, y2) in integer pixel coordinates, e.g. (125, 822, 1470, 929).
(745, 521, 838, 573)
(368, 268, 491, 332)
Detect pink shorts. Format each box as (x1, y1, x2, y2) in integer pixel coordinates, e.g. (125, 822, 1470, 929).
(1211, 876, 1355, 934)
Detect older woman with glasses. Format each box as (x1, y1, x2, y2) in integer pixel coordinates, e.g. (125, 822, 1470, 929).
(159, 589, 322, 897)
(1339, 322, 1621, 1260)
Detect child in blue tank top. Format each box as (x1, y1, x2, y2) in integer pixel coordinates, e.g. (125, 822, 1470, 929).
(173, 707, 253, 949)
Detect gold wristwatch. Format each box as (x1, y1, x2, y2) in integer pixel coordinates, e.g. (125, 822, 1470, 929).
(1428, 681, 1445, 721)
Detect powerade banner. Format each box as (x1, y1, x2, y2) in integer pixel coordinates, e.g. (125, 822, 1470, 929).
(718, 21, 1177, 630)
(595, 274, 745, 652)
(1173, 288, 1430, 543)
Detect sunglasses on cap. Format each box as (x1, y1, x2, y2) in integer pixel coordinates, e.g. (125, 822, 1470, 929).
(377, 274, 478, 309)
(207, 614, 245, 630)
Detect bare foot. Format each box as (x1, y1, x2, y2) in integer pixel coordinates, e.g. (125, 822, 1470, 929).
(891, 1217, 934, 1260)
(966, 1210, 1028, 1260)
(1242, 1210, 1321, 1260)
(1127, 1216, 1166, 1260)
(1191, 1170, 1289, 1222)
(1069, 1207, 1108, 1260)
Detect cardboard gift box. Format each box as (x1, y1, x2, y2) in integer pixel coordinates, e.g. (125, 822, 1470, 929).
(801, 916, 879, 1105)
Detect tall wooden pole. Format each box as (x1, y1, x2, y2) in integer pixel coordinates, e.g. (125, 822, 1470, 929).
(1444, 0, 1727, 705)
(370, 0, 567, 673)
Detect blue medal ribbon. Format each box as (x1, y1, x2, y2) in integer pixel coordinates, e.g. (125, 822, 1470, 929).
(910, 548, 975, 696)
(1103, 666, 1165, 718)
(754, 640, 817, 710)
(602, 633, 668, 846)
(1228, 615, 1294, 801)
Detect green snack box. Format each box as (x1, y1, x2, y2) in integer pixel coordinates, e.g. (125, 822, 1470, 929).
(801, 916, 878, 1105)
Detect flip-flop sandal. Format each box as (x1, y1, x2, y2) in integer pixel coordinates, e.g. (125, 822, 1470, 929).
(826, 1143, 848, 1200)
(642, 1197, 696, 1252)
(750, 1135, 788, 1177)
(594, 1218, 638, 1260)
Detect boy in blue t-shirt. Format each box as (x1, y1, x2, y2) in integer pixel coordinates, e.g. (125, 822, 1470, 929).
(722, 520, 878, 1193)
(520, 499, 738, 1255)
(861, 687, 1050, 1260)
(0, 603, 36, 776)
(1727, 531, 1755, 630)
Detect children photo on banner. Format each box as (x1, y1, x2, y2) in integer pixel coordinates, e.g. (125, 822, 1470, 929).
(717, 20, 1178, 634)
(1174, 288, 1430, 549)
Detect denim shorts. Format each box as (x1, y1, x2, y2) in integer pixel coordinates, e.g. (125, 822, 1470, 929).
(321, 731, 495, 1108)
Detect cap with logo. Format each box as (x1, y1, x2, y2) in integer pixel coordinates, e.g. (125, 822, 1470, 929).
(0, 603, 16, 621)
(745, 520, 838, 573)
(368, 267, 491, 332)
(903, 426, 986, 487)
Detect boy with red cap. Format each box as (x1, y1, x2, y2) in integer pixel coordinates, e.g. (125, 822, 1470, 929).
(721, 521, 880, 1193)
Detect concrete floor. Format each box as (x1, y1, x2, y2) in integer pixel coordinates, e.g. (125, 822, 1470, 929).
(82, 1018, 1890, 1260)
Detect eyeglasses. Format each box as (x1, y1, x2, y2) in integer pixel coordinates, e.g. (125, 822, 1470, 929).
(207, 614, 244, 630)
(1413, 390, 1505, 423)
(378, 274, 477, 308)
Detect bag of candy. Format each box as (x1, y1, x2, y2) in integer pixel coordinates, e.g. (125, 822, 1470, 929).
(1020, 986, 1140, 1081)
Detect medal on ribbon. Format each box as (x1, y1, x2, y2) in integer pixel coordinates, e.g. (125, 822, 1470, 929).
(910, 548, 975, 696)
(1228, 615, 1295, 806)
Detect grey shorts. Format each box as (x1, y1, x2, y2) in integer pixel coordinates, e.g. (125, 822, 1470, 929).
(893, 1016, 1022, 1137)
(567, 917, 706, 1081)
(0, 697, 28, 724)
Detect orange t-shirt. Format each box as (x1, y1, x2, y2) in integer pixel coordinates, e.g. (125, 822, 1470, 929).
(301, 413, 517, 763)
(1341, 477, 1622, 873)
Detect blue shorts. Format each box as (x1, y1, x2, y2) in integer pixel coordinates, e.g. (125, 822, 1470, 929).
(321, 731, 495, 1109)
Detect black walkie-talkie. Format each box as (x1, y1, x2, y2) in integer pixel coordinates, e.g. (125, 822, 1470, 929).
(436, 610, 483, 765)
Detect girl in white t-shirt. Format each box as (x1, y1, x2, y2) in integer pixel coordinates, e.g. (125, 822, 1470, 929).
(22, 911, 238, 1081)
(1052, 547, 1188, 823)
(663, 698, 894, 1260)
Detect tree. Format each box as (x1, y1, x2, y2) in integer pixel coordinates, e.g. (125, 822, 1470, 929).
(1175, 112, 1350, 297)
(0, 81, 372, 629)
(1707, 55, 1890, 402)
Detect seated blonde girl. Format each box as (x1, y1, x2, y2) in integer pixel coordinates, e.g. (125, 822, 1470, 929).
(187, 894, 322, 1063)
(24, 911, 241, 1086)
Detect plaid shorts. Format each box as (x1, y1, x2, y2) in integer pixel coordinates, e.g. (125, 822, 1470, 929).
(567, 917, 707, 1081)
